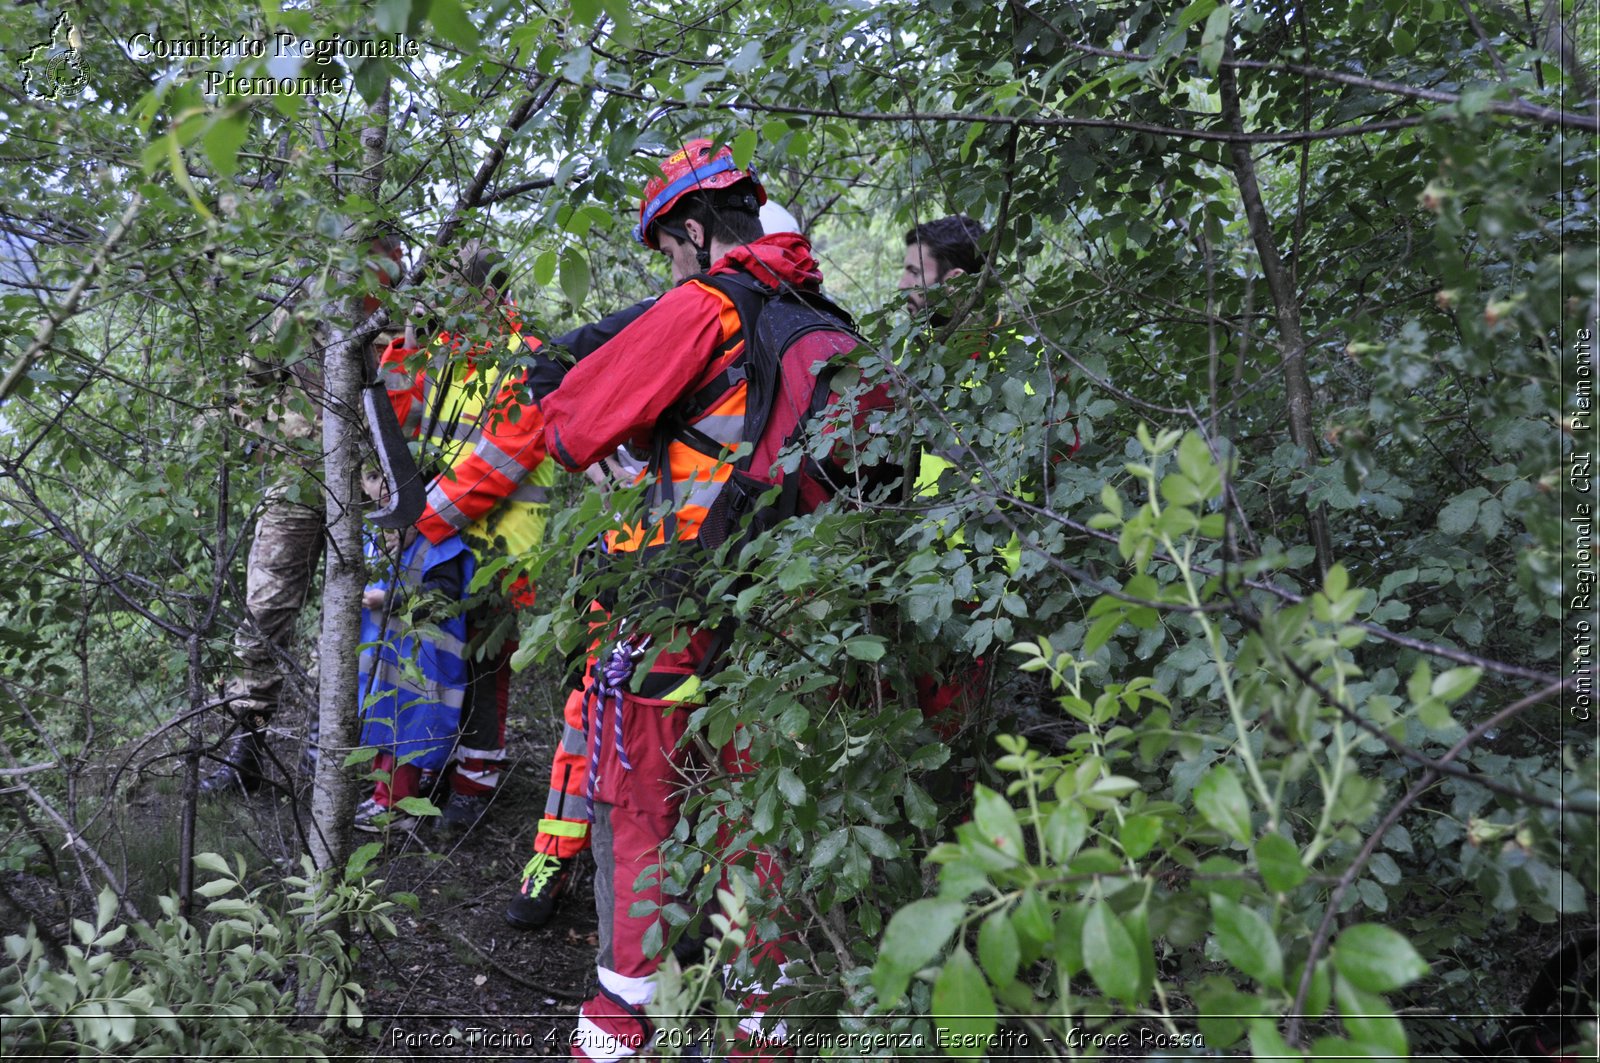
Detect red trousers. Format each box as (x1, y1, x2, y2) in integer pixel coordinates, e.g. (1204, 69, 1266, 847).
(574, 628, 786, 1060)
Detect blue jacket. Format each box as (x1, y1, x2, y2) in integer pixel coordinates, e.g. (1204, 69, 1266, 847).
(357, 533, 474, 774)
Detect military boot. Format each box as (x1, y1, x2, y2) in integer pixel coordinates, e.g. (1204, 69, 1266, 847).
(198, 727, 268, 796)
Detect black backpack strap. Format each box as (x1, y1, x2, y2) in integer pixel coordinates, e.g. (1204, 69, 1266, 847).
(672, 330, 750, 425)
(670, 271, 775, 427)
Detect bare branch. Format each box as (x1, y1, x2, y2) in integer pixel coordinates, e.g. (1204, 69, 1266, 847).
(0, 195, 143, 401)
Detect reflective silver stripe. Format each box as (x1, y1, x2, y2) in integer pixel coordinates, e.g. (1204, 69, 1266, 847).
(560, 722, 586, 755)
(403, 546, 430, 585)
(424, 481, 471, 529)
(425, 630, 468, 658)
(681, 478, 728, 513)
(690, 413, 746, 447)
(544, 787, 577, 816)
(476, 436, 537, 483)
(447, 418, 482, 443)
(358, 650, 468, 711)
(510, 483, 550, 504)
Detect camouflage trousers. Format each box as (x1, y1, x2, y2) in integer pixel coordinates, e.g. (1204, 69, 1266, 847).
(224, 476, 324, 730)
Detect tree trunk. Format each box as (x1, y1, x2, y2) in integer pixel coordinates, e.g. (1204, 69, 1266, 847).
(306, 88, 391, 879)
(1218, 46, 1335, 577)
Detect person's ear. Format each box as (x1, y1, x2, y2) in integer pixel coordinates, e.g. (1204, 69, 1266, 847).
(684, 218, 706, 247)
(941, 267, 966, 283)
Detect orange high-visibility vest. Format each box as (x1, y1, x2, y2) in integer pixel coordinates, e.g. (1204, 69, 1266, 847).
(609, 281, 746, 553)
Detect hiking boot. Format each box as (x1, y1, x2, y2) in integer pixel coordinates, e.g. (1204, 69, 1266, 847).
(418, 767, 448, 802)
(436, 790, 492, 836)
(504, 851, 571, 930)
(198, 729, 267, 797)
(354, 796, 419, 834)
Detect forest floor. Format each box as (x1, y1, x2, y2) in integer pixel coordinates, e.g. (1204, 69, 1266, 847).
(328, 666, 597, 1060)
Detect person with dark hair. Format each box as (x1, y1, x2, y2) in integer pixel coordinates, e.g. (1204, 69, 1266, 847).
(898, 213, 987, 315)
(203, 236, 405, 797)
(532, 137, 881, 1061)
(374, 240, 557, 834)
(502, 200, 809, 935)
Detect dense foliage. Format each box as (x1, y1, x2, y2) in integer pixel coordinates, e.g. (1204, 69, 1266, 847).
(1, 0, 1594, 1057)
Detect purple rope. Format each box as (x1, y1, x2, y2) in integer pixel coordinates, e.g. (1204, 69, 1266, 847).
(583, 639, 642, 817)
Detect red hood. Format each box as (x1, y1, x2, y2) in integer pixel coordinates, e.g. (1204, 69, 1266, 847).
(712, 232, 822, 289)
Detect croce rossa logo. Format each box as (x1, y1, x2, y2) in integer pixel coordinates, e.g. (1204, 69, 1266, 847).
(22, 12, 87, 100)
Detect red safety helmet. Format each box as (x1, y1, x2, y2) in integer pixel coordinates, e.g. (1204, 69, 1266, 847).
(634, 138, 766, 249)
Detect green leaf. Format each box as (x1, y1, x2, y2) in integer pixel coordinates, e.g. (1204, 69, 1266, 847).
(1082, 901, 1140, 1003)
(811, 827, 848, 868)
(1160, 473, 1202, 506)
(352, 58, 391, 105)
(394, 796, 441, 817)
(1195, 764, 1252, 843)
(971, 786, 1024, 861)
(1177, 430, 1213, 482)
(977, 911, 1020, 986)
(731, 128, 759, 170)
(374, 0, 413, 34)
(1431, 666, 1482, 703)
(931, 947, 996, 1057)
(560, 249, 590, 307)
(853, 825, 900, 859)
(1248, 1019, 1304, 1059)
(1334, 974, 1409, 1055)
(1332, 924, 1429, 992)
(873, 898, 966, 1005)
(1119, 814, 1161, 860)
(201, 111, 249, 181)
(194, 878, 237, 898)
(597, 0, 634, 39)
(1210, 894, 1284, 988)
(1417, 694, 1457, 731)
(533, 249, 558, 288)
(1043, 801, 1088, 863)
(843, 635, 886, 661)
(904, 779, 938, 830)
(1255, 833, 1308, 891)
(192, 852, 233, 877)
(1438, 493, 1480, 535)
(427, 0, 481, 50)
(1178, 0, 1219, 30)
(343, 745, 380, 767)
(1100, 482, 1123, 519)
(1199, 4, 1231, 74)
(346, 842, 383, 879)
(776, 767, 805, 805)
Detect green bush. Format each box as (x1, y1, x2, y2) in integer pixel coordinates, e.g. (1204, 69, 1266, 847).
(0, 850, 399, 1058)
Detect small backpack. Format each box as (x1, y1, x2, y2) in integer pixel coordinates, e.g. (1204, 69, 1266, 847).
(662, 269, 868, 553)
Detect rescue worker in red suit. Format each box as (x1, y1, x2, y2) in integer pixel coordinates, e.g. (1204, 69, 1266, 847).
(505, 201, 807, 934)
(534, 141, 820, 1062)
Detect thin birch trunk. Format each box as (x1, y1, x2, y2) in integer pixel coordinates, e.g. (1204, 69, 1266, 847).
(306, 88, 391, 880)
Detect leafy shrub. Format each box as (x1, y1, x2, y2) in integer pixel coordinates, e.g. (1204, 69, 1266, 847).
(0, 849, 399, 1058)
